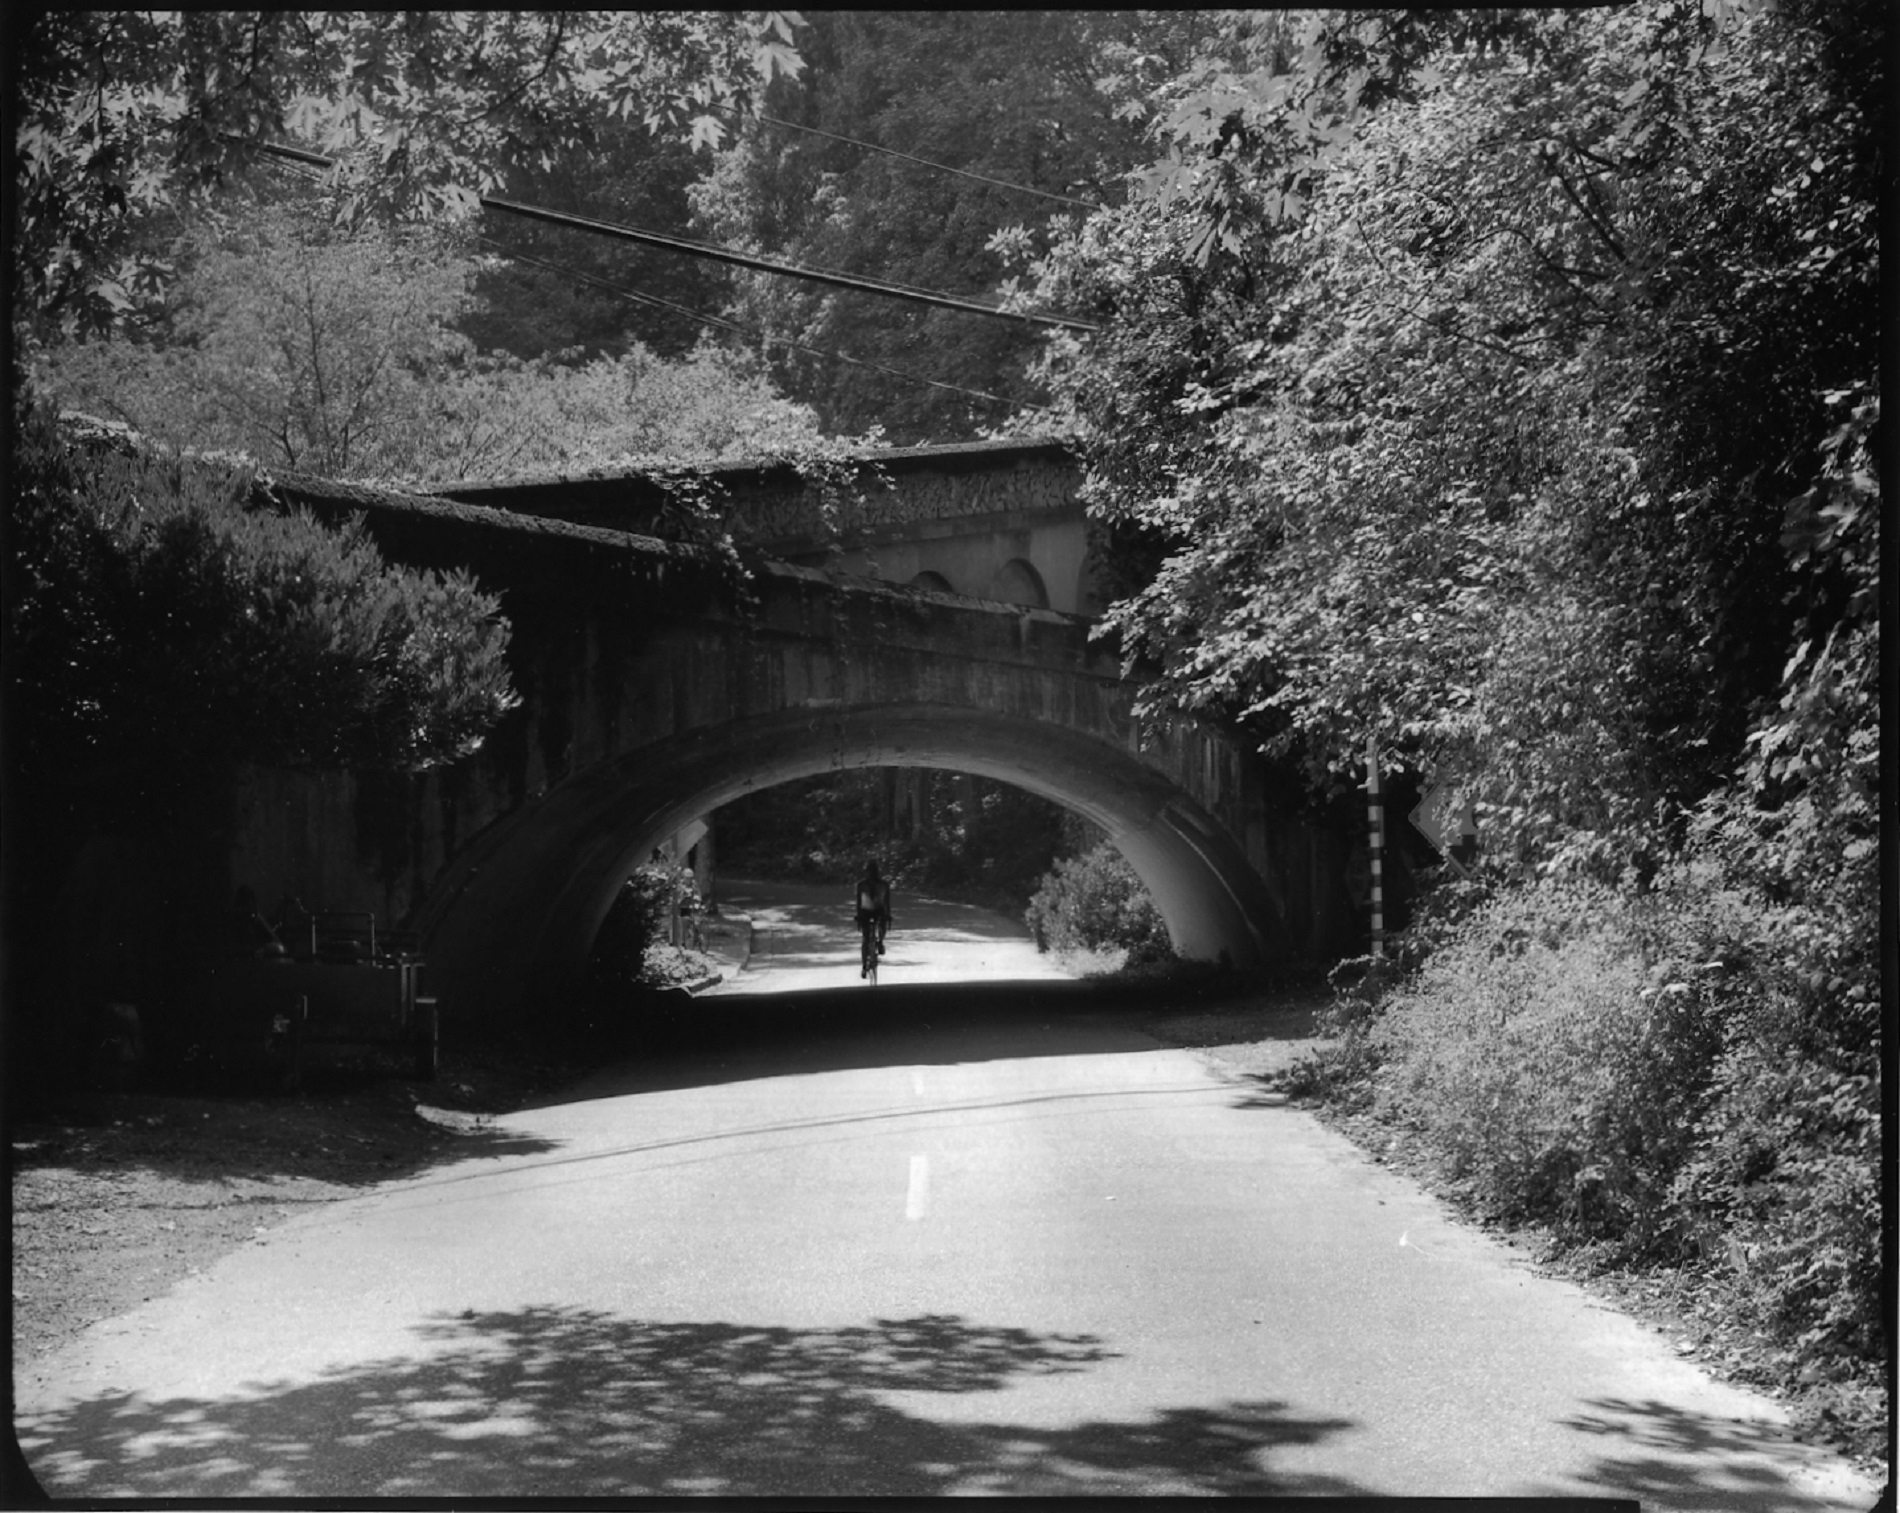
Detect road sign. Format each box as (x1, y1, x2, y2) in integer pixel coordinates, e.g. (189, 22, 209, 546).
(1410, 776, 1475, 871)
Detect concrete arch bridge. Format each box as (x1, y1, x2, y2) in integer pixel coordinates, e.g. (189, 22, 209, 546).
(238, 451, 1354, 1034)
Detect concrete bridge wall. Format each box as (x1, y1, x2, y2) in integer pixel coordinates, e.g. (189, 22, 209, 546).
(227, 473, 1358, 1036)
(439, 439, 1099, 613)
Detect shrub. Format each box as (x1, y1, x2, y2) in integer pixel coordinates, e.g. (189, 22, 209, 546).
(9, 404, 519, 787)
(587, 863, 704, 989)
(1368, 875, 1723, 1253)
(1024, 842, 1172, 965)
(1656, 838, 1884, 1366)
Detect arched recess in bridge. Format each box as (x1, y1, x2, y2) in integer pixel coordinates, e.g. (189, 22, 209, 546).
(418, 704, 1286, 1028)
(986, 558, 1049, 609)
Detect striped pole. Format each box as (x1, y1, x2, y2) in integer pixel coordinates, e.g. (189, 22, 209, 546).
(1366, 735, 1385, 961)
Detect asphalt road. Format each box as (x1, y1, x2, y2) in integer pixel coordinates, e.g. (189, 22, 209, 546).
(700, 877, 1077, 992)
(11, 886, 1882, 1503)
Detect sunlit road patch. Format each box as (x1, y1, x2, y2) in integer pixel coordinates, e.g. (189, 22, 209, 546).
(702, 881, 1076, 993)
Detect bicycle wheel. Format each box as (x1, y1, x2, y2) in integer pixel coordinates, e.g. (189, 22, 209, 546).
(861, 926, 879, 985)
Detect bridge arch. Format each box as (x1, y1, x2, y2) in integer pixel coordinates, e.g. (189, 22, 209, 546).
(418, 703, 1282, 1027)
(244, 464, 1353, 1035)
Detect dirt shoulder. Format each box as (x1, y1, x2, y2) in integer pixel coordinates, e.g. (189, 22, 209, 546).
(9, 1043, 592, 1371)
(10, 916, 759, 1376)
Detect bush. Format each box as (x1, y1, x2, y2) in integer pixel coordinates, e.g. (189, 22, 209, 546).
(1367, 875, 1724, 1253)
(8, 404, 518, 786)
(1024, 842, 1172, 965)
(1655, 840, 1884, 1366)
(1320, 841, 1883, 1424)
(587, 863, 704, 989)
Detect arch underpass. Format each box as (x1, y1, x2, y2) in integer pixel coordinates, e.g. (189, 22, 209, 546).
(244, 467, 1353, 1033)
(419, 705, 1283, 1028)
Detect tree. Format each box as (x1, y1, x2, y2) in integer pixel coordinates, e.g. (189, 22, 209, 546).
(1017, 0, 1881, 871)
(393, 341, 829, 487)
(458, 118, 731, 362)
(6, 402, 519, 793)
(32, 204, 478, 477)
(11, 9, 805, 332)
(687, 11, 1217, 443)
(28, 199, 832, 485)
(1011, 1, 1884, 1399)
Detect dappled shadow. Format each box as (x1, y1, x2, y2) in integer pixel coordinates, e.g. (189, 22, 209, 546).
(1551, 1396, 1866, 1512)
(17, 1306, 1367, 1498)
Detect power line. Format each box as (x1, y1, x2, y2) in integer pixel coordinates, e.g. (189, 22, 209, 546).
(475, 236, 1052, 416)
(478, 195, 1097, 332)
(719, 105, 1107, 213)
(239, 139, 1100, 332)
(253, 142, 1055, 414)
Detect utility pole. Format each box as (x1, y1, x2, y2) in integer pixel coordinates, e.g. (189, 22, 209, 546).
(1366, 735, 1385, 962)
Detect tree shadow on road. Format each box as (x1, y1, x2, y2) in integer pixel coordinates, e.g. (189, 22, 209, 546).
(17, 1306, 1368, 1499)
(1537, 1396, 1875, 1512)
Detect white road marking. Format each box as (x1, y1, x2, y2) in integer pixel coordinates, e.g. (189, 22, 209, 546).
(905, 1153, 929, 1221)
(911, 1068, 927, 1096)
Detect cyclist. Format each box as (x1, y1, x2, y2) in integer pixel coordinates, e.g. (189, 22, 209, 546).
(855, 860, 892, 977)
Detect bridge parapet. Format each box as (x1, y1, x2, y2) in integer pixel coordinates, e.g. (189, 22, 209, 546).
(432, 438, 1093, 612)
(434, 437, 1079, 553)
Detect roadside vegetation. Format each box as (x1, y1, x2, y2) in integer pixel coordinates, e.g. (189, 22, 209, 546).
(1024, 842, 1173, 975)
(585, 862, 724, 1001)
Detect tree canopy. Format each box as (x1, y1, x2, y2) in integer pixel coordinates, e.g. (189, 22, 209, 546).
(687, 11, 1222, 443)
(1014, 0, 1880, 876)
(12, 9, 806, 332)
(28, 200, 830, 486)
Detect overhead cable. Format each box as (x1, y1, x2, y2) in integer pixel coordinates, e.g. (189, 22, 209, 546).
(475, 236, 1052, 416)
(479, 196, 1098, 332)
(253, 143, 1053, 413)
(239, 139, 1100, 333)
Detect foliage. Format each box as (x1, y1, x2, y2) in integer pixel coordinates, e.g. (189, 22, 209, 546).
(1024, 842, 1172, 966)
(395, 342, 828, 488)
(587, 862, 705, 990)
(28, 202, 833, 487)
(688, 12, 1218, 442)
(1017, 0, 1882, 874)
(13, 10, 806, 332)
(32, 205, 479, 479)
(1366, 877, 1726, 1251)
(1019, 0, 1883, 1417)
(6, 400, 518, 796)
(459, 117, 729, 363)
(713, 768, 1070, 915)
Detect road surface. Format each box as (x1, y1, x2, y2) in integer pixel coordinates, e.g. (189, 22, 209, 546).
(11, 884, 1882, 1503)
(701, 877, 1075, 993)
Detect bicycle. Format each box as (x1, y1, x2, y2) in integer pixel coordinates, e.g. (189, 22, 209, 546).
(860, 917, 881, 985)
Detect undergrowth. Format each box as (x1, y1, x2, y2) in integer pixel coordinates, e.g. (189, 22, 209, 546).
(1283, 865, 1887, 1468)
